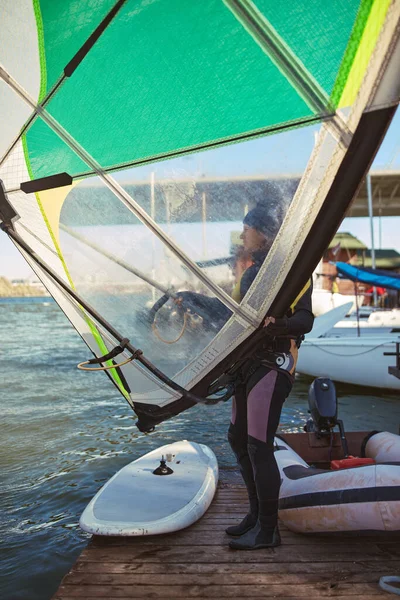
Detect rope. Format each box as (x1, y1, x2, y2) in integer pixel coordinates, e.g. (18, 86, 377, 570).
(152, 311, 189, 344)
(77, 352, 142, 371)
(305, 340, 395, 357)
(379, 576, 400, 596)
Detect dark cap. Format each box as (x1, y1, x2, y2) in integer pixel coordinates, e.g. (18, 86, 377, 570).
(243, 204, 278, 238)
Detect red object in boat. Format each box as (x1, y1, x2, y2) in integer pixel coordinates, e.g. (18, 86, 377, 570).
(331, 456, 375, 470)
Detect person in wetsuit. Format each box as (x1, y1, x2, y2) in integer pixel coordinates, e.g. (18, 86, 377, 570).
(226, 204, 314, 550)
(171, 203, 313, 549)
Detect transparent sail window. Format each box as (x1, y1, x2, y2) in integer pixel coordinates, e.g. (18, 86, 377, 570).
(114, 125, 319, 301)
(59, 179, 235, 378)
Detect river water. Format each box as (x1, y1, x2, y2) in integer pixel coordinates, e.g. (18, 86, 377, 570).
(1, 297, 399, 600)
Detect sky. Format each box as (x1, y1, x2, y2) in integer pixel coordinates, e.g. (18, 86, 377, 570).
(1, 111, 399, 280)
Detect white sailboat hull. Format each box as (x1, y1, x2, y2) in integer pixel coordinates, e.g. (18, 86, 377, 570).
(297, 336, 400, 390)
(328, 324, 396, 336)
(326, 309, 400, 337)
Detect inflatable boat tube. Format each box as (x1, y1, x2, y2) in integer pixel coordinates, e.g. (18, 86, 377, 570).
(275, 433, 400, 534)
(365, 431, 400, 463)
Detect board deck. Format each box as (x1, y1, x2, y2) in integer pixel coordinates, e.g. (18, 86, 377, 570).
(79, 440, 218, 536)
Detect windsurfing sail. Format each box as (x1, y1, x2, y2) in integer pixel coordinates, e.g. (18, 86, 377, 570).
(1, 0, 399, 432)
(336, 262, 400, 291)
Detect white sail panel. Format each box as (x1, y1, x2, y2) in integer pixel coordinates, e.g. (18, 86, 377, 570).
(0, 141, 31, 192)
(0, 0, 41, 158)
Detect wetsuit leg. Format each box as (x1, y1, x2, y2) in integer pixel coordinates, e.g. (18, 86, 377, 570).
(247, 368, 291, 525)
(226, 382, 258, 535)
(229, 366, 292, 550)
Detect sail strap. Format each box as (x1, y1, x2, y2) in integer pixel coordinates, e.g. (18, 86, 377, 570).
(289, 279, 311, 311)
(77, 338, 143, 371)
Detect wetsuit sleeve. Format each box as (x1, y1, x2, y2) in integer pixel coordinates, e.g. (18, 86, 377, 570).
(289, 281, 314, 334)
(240, 264, 258, 299)
(265, 281, 314, 336)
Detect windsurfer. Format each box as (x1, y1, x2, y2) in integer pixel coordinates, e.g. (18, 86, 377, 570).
(170, 202, 314, 549)
(226, 204, 314, 550)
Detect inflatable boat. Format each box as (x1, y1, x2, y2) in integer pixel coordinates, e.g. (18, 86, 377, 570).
(276, 378, 400, 534)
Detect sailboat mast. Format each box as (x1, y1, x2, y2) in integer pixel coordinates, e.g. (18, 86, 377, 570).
(150, 172, 156, 301)
(366, 173, 378, 306)
(202, 191, 207, 259)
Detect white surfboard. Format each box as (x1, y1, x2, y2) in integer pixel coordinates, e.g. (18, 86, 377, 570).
(79, 440, 218, 536)
(307, 302, 354, 339)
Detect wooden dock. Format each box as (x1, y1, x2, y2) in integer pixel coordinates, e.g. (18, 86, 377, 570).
(53, 470, 400, 599)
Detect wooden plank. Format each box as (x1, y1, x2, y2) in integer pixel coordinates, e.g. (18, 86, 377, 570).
(52, 588, 391, 600)
(77, 544, 400, 563)
(214, 488, 246, 493)
(206, 504, 248, 510)
(90, 531, 400, 547)
(180, 522, 399, 542)
(214, 487, 246, 492)
(188, 517, 250, 522)
(213, 492, 247, 495)
(52, 596, 387, 600)
(214, 494, 246, 496)
(188, 522, 290, 530)
(214, 488, 246, 492)
(187, 520, 255, 528)
(53, 582, 383, 597)
(69, 560, 400, 576)
(213, 490, 247, 494)
(199, 508, 248, 512)
(59, 571, 394, 586)
(207, 500, 248, 504)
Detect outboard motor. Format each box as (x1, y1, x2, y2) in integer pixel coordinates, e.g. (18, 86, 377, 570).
(306, 377, 349, 458)
(307, 377, 338, 432)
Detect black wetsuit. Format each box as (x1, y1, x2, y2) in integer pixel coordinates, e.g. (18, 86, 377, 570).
(176, 250, 313, 544)
(228, 250, 313, 544)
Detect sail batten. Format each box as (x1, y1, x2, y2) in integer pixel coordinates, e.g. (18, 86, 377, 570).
(224, 0, 334, 115)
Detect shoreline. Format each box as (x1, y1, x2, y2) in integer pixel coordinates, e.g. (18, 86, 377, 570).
(0, 295, 51, 299)
(0, 276, 48, 298)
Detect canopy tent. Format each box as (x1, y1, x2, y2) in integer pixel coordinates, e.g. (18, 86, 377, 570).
(336, 261, 400, 291)
(346, 170, 400, 217)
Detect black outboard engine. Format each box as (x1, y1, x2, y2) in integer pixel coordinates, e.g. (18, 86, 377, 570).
(306, 377, 349, 457)
(307, 377, 338, 433)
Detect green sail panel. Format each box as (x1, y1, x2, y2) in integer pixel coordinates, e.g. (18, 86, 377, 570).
(22, 116, 88, 178)
(36, 0, 116, 96)
(254, 0, 363, 99)
(25, 0, 319, 179)
(20, 0, 383, 180)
